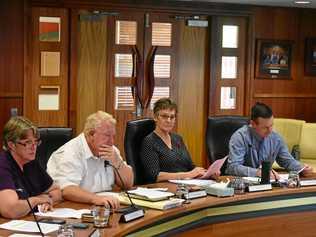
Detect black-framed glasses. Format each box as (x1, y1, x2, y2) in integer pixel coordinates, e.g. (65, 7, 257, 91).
(16, 139, 42, 148)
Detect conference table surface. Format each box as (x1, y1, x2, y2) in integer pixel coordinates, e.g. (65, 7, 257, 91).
(1, 180, 316, 236)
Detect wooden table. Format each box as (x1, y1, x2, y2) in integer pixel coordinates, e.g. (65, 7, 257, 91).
(1, 183, 316, 236)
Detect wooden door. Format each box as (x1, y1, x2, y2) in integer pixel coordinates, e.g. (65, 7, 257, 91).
(209, 16, 248, 116)
(107, 12, 178, 153)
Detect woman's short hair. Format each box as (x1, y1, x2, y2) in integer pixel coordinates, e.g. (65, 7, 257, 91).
(3, 116, 38, 151)
(83, 111, 116, 135)
(153, 98, 177, 116)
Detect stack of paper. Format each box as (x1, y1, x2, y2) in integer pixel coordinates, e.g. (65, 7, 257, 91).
(35, 208, 90, 219)
(118, 195, 184, 210)
(127, 187, 174, 201)
(0, 220, 59, 234)
(169, 179, 216, 187)
(204, 181, 234, 197)
(96, 191, 184, 210)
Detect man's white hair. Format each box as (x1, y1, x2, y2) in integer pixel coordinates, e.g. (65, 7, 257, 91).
(83, 111, 116, 135)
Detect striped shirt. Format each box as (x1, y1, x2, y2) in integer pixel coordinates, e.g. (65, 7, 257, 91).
(226, 125, 303, 177)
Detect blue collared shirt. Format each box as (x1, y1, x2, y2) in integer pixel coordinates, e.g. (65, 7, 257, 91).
(225, 125, 303, 177)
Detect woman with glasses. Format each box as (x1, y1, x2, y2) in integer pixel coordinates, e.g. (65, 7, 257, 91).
(0, 116, 62, 218)
(140, 98, 207, 183)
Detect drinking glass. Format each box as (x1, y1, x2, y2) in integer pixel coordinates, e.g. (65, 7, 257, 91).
(57, 224, 74, 237)
(230, 177, 246, 194)
(92, 205, 110, 228)
(287, 171, 300, 188)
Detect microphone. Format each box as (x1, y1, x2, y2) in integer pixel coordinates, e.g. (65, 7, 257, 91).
(260, 161, 271, 184)
(16, 188, 44, 237)
(104, 160, 145, 222)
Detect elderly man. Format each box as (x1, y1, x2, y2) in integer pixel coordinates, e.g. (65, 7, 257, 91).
(226, 102, 313, 178)
(47, 111, 133, 209)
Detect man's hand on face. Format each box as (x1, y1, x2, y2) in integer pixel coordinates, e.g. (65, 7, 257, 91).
(99, 145, 116, 163)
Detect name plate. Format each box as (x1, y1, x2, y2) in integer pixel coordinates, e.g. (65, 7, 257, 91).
(120, 207, 145, 223)
(300, 179, 316, 187)
(247, 184, 272, 192)
(184, 190, 207, 200)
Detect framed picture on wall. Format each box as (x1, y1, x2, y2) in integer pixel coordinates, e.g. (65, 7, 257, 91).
(304, 38, 316, 76)
(255, 39, 293, 79)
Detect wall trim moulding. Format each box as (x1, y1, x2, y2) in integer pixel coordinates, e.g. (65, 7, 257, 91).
(254, 93, 316, 98)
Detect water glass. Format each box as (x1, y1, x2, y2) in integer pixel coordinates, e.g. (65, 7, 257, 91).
(287, 171, 300, 188)
(176, 184, 190, 203)
(92, 205, 110, 228)
(57, 224, 74, 237)
(230, 177, 246, 194)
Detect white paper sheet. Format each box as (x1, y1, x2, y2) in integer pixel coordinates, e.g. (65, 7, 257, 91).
(9, 234, 43, 237)
(243, 174, 289, 184)
(35, 208, 90, 219)
(169, 179, 216, 187)
(0, 220, 59, 234)
(127, 187, 174, 201)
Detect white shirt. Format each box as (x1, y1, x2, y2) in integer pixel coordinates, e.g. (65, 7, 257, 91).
(47, 133, 123, 193)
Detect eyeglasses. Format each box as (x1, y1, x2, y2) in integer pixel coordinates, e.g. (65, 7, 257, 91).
(158, 114, 176, 121)
(16, 139, 42, 148)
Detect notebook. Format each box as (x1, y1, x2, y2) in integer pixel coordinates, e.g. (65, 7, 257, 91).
(127, 187, 174, 201)
(118, 195, 184, 210)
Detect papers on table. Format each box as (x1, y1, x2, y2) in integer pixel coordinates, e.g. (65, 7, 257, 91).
(273, 174, 289, 183)
(205, 181, 234, 197)
(0, 220, 59, 234)
(9, 234, 43, 237)
(127, 187, 174, 201)
(35, 208, 90, 219)
(242, 174, 289, 184)
(9, 234, 41, 237)
(201, 156, 228, 179)
(96, 190, 183, 210)
(169, 179, 216, 187)
(118, 195, 184, 210)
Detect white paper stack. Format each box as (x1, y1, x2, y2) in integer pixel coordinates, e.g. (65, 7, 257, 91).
(0, 220, 59, 234)
(127, 187, 174, 201)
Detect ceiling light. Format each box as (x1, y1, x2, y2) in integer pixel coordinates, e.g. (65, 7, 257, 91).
(295, 0, 310, 3)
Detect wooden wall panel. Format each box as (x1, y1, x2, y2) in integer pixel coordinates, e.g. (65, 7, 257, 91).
(0, 0, 24, 94)
(176, 22, 209, 167)
(0, 0, 25, 148)
(252, 7, 316, 122)
(252, 97, 316, 122)
(24, 7, 69, 127)
(76, 14, 108, 133)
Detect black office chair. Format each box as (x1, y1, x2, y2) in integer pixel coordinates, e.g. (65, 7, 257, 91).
(124, 118, 156, 185)
(206, 116, 249, 174)
(36, 127, 73, 170)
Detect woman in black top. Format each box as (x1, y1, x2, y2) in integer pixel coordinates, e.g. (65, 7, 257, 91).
(140, 98, 206, 183)
(0, 116, 62, 218)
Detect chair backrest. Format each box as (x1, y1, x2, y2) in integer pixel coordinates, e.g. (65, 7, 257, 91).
(273, 118, 305, 152)
(206, 116, 249, 172)
(299, 123, 316, 160)
(36, 127, 73, 170)
(124, 118, 155, 185)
